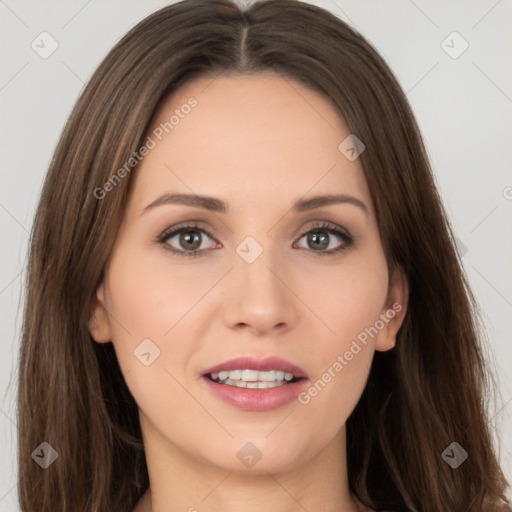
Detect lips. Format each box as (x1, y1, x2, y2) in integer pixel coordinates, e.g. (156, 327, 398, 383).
(200, 356, 309, 411)
(201, 356, 309, 380)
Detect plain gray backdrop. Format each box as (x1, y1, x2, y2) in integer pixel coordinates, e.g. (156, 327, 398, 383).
(1, 0, 511, 509)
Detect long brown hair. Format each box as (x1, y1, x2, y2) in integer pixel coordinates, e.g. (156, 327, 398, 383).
(17, 0, 511, 510)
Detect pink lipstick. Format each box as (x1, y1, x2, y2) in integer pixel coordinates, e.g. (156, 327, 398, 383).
(200, 356, 309, 412)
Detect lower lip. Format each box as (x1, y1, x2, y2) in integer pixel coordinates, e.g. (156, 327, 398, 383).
(201, 376, 309, 412)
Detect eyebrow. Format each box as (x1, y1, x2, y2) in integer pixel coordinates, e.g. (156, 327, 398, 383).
(140, 192, 368, 216)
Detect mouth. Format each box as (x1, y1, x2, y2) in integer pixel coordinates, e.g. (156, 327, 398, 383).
(204, 369, 302, 388)
(200, 356, 309, 411)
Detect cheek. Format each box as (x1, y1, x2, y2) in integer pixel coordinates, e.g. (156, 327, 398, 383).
(104, 247, 201, 428)
(104, 243, 220, 404)
(297, 348, 372, 446)
(297, 295, 380, 439)
(106, 242, 218, 342)
(297, 249, 389, 348)
(294, 253, 388, 427)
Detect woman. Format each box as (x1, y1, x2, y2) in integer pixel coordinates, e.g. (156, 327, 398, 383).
(17, 0, 511, 511)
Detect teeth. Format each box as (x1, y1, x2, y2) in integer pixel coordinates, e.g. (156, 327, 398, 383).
(209, 369, 297, 386)
(223, 378, 288, 389)
(229, 370, 241, 380)
(241, 369, 259, 381)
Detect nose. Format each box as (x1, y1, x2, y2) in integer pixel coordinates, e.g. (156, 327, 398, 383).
(223, 247, 298, 336)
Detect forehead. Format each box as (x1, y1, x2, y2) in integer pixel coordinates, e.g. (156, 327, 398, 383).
(129, 72, 371, 213)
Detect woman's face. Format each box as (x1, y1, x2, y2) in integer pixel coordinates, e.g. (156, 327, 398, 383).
(89, 72, 407, 474)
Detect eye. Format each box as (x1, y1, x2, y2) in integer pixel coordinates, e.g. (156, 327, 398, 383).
(157, 222, 218, 256)
(294, 221, 353, 255)
(157, 220, 353, 257)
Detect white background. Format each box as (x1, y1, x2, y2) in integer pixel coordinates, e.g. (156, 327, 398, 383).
(1, 0, 511, 508)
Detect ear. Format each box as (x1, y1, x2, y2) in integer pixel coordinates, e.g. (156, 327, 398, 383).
(88, 282, 112, 343)
(375, 266, 409, 352)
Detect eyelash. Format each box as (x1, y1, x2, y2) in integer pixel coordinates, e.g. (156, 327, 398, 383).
(156, 221, 354, 257)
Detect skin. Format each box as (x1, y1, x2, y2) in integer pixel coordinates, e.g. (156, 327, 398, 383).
(88, 72, 408, 512)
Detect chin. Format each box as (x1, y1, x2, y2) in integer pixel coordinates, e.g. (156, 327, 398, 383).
(196, 432, 320, 475)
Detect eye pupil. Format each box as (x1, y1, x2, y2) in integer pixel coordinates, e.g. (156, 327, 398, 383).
(308, 231, 329, 250)
(180, 230, 201, 250)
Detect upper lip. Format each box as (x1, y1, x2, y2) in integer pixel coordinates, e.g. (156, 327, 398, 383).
(202, 356, 309, 379)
